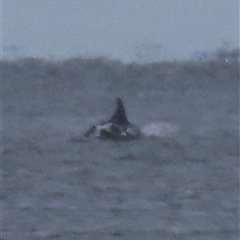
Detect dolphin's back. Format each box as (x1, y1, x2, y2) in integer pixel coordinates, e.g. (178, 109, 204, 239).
(83, 98, 142, 140)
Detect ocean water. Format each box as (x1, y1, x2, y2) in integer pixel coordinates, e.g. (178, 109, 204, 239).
(2, 57, 239, 240)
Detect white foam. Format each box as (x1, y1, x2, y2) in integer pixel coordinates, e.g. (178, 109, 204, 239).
(142, 122, 179, 137)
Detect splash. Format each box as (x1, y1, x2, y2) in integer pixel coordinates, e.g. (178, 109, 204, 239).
(142, 122, 179, 138)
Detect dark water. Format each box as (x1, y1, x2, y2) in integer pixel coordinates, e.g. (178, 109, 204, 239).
(2, 57, 239, 240)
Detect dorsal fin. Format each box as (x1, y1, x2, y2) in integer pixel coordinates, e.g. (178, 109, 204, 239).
(109, 98, 129, 125)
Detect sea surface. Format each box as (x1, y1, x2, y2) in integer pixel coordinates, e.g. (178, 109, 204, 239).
(2, 57, 239, 240)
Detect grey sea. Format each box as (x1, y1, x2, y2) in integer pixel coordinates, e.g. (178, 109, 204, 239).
(2, 57, 239, 240)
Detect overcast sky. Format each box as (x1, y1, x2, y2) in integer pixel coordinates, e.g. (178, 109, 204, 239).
(2, 0, 239, 62)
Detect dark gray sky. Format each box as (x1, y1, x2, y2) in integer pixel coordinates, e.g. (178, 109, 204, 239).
(3, 0, 239, 62)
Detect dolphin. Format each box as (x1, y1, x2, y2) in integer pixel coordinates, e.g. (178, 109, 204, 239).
(84, 98, 141, 140)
